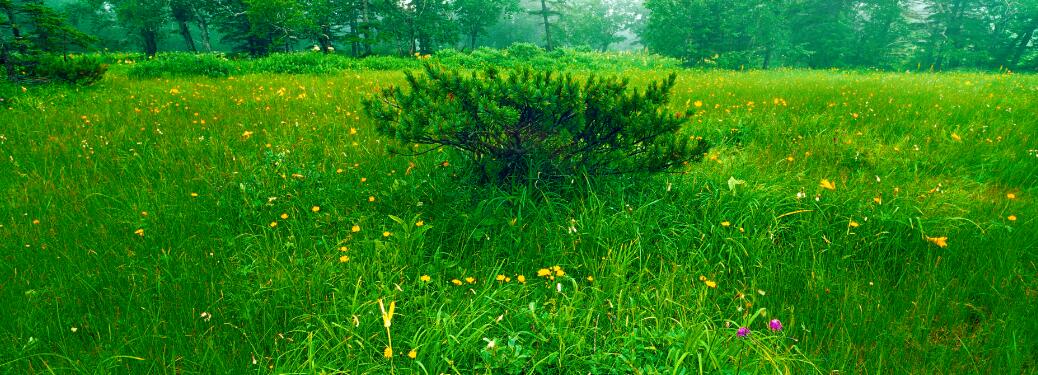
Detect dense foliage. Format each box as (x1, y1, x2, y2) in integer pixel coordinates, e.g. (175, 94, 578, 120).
(31, 54, 108, 84)
(6, 0, 1033, 72)
(1, 0, 106, 84)
(124, 46, 682, 78)
(642, 0, 1038, 71)
(363, 64, 709, 183)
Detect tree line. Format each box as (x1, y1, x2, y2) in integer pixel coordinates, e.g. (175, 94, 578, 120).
(643, 0, 1038, 71)
(2, 0, 639, 57)
(2, 0, 1037, 71)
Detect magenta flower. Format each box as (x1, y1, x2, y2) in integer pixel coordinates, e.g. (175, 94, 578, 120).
(769, 319, 783, 331)
(737, 327, 749, 337)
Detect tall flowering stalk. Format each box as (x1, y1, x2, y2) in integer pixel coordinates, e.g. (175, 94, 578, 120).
(378, 299, 397, 361)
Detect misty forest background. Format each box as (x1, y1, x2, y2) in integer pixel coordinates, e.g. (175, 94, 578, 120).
(4, 0, 1038, 72)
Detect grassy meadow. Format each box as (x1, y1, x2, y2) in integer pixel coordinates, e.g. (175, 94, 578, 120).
(1, 66, 1036, 373)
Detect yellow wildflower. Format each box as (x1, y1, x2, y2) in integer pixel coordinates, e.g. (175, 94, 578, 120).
(378, 299, 396, 328)
(926, 236, 948, 248)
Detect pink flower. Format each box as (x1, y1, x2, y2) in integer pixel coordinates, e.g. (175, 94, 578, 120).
(737, 327, 749, 337)
(769, 319, 783, 331)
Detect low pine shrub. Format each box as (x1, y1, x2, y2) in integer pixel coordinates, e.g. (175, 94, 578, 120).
(363, 64, 709, 184)
(31, 54, 108, 85)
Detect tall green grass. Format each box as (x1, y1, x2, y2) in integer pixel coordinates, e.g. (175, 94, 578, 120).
(0, 68, 1035, 373)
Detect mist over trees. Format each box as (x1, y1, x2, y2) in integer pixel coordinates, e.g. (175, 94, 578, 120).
(642, 0, 1038, 71)
(2, 0, 1036, 70)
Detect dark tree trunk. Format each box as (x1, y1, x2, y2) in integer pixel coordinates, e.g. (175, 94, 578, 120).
(1, 41, 15, 80)
(248, 37, 258, 57)
(469, 30, 477, 50)
(362, 0, 372, 56)
(170, 0, 197, 53)
(943, 0, 967, 70)
(177, 20, 197, 52)
(418, 31, 431, 54)
(408, 19, 417, 55)
(197, 15, 212, 52)
(318, 25, 331, 54)
(3, 3, 26, 55)
(350, 16, 360, 57)
(931, 39, 945, 71)
(2, 5, 18, 39)
(1007, 25, 1036, 69)
(540, 0, 552, 50)
(762, 46, 772, 69)
(141, 28, 158, 57)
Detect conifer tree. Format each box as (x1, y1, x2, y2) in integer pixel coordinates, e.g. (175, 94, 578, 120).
(364, 64, 710, 184)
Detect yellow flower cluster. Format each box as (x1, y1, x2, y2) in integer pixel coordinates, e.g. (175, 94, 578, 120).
(537, 265, 565, 281)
